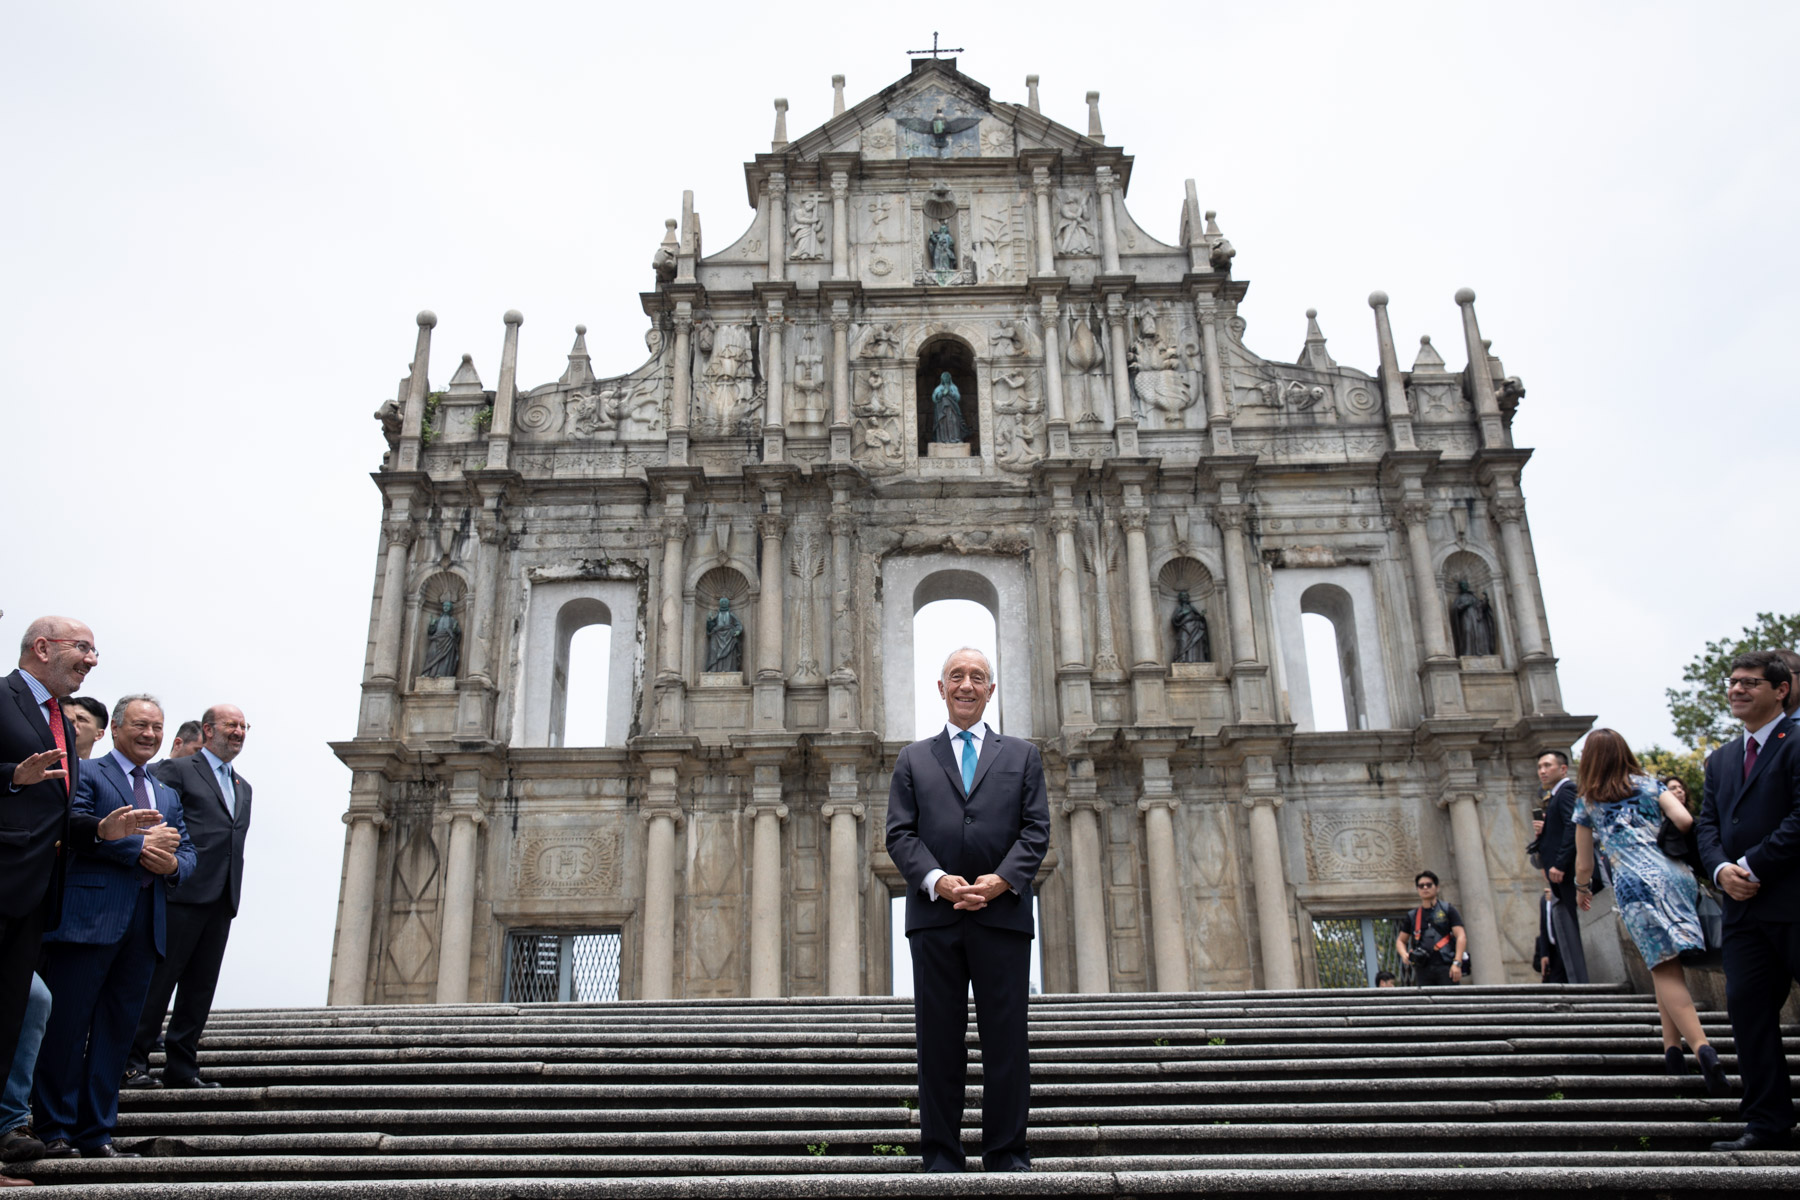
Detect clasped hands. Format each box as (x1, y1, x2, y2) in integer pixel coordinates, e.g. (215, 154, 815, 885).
(934, 873, 1009, 911)
(10, 751, 172, 872)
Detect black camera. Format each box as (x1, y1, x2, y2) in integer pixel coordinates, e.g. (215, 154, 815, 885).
(1407, 943, 1435, 967)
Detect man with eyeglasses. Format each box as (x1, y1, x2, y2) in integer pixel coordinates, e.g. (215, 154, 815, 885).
(1696, 650, 1799, 1152)
(123, 705, 254, 1090)
(1395, 872, 1466, 986)
(0, 617, 163, 1172)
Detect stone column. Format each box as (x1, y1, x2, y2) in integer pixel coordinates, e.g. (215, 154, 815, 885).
(1400, 500, 1465, 717)
(767, 173, 787, 283)
(830, 172, 849, 281)
(1138, 759, 1189, 992)
(1368, 292, 1416, 451)
(669, 307, 693, 461)
(1491, 496, 1545, 658)
(1062, 760, 1110, 994)
(829, 306, 851, 462)
(763, 298, 785, 461)
(640, 776, 682, 1000)
(434, 810, 484, 1004)
(1244, 795, 1297, 990)
(822, 792, 865, 996)
(1095, 166, 1121, 275)
(1198, 306, 1233, 454)
(1049, 511, 1087, 670)
(1039, 294, 1069, 456)
(827, 500, 859, 729)
(463, 506, 502, 687)
(1031, 168, 1055, 276)
(757, 507, 786, 678)
(371, 517, 415, 685)
(746, 767, 788, 997)
(1120, 507, 1158, 668)
(329, 810, 386, 1006)
(396, 310, 436, 473)
(1105, 295, 1135, 452)
(1216, 505, 1257, 665)
(1444, 792, 1506, 982)
(658, 509, 688, 678)
(1454, 288, 1506, 448)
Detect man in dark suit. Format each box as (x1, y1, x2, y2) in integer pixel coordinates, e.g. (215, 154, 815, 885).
(1696, 650, 1800, 1152)
(885, 647, 1049, 1173)
(1528, 749, 1588, 982)
(32, 695, 194, 1159)
(125, 703, 253, 1089)
(0, 618, 160, 1107)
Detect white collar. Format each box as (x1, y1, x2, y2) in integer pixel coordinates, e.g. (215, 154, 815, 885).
(1747, 712, 1786, 749)
(944, 721, 990, 749)
(109, 748, 149, 780)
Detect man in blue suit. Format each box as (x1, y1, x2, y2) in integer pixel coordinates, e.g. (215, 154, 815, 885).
(1697, 650, 1799, 1152)
(32, 695, 194, 1159)
(886, 647, 1050, 1173)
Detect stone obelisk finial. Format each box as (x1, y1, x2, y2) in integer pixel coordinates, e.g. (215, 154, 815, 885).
(831, 75, 845, 116)
(1026, 75, 1040, 113)
(772, 98, 789, 150)
(1086, 91, 1104, 141)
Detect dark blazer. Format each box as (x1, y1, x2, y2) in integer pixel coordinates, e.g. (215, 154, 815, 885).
(1697, 715, 1800, 924)
(152, 753, 252, 914)
(885, 724, 1050, 937)
(0, 669, 79, 923)
(1538, 778, 1578, 878)
(50, 754, 196, 955)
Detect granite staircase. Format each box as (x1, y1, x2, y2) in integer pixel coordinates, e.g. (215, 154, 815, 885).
(12, 985, 1800, 1197)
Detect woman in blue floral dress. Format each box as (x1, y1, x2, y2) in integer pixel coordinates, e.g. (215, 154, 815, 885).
(1573, 728, 1727, 1093)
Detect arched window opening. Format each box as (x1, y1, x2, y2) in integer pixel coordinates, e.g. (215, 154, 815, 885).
(1301, 613, 1350, 732)
(915, 336, 979, 457)
(912, 598, 1001, 738)
(549, 598, 611, 748)
(560, 623, 612, 747)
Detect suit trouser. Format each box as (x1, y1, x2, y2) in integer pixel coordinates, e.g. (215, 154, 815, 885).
(0, 974, 52, 1131)
(1721, 916, 1800, 1137)
(127, 897, 232, 1081)
(1546, 878, 1589, 983)
(908, 919, 1032, 1172)
(0, 906, 49, 1091)
(32, 888, 158, 1148)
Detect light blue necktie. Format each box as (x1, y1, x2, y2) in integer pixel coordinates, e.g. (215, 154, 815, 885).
(959, 730, 977, 795)
(217, 762, 236, 819)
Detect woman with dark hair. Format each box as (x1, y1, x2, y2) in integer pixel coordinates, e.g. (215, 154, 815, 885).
(1573, 728, 1727, 1092)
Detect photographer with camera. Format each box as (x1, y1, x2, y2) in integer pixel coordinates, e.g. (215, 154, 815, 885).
(1395, 871, 1466, 986)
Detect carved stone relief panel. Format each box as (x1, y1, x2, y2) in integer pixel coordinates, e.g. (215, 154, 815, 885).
(1302, 809, 1419, 883)
(513, 829, 622, 897)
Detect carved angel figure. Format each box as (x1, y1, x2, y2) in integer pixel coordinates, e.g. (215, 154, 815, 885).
(856, 322, 901, 359)
(896, 104, 981, 156)
(790, 195, 825, 260)
(1056, 193, 1094, 255)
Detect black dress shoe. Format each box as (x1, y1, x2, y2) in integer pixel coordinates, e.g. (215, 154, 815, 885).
(37, 1138, 76, 1159)
(1711, 1130, 1792, 1152)
(0, 1127, 43, 1164)
(162, 1076, 220, 1089)
(120, 1069, 162, 1090)
(79, 1143, 138, 1159)
(1696, 1044, 1730, 1095)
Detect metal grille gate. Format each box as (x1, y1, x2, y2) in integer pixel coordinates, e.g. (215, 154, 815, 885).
(503, 930, 622, 1002)
(1311, 917, 1405, 988)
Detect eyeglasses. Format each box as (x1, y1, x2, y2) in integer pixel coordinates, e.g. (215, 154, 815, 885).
(208, 722, 251, 733)
(1415, 882, 1437, 890)
(43, 638, 98, 658)
(1724, 676, 1769, 693)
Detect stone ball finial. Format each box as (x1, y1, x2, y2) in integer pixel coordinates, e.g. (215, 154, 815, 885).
(1305, 308, 1317, 319)
(1454, 287, 1476, 305)
(1368, 290, 1389, 307)
(1420, 335, 1433, 345)
(832, 74, 844, 86)
(774, 98, 789, 111)
(576, 324, 588, 336)
(1026, 73, 1039, 84)
(1205, 210, 1216, 219)
(504, 309, 523, 326)
(417, 310, 437, 328)
(1086, 90, 1100, 102)
(460, 353, 473, 364)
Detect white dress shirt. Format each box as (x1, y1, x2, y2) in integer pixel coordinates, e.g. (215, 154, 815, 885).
(199, 746, 237, 819)
(1712, 712, 1787, 886)
(922, 721, 989, 901)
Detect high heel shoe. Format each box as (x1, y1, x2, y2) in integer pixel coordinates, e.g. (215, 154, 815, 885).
(1696, 1044, 1729, 1095)
(1664, 1046, 1689, 1076)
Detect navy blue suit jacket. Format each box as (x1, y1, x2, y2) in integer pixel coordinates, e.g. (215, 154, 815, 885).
(885, 724, 1050, 937)
(47, 755, 196, 956)
(1697, 715, 1800, 924)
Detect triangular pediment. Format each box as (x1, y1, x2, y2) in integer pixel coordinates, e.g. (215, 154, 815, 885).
(783, 58, 1104, 165)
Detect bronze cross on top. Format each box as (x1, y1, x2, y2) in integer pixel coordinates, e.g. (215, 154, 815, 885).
(907, 32, 964, 59)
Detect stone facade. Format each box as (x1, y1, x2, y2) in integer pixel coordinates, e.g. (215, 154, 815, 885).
(328, 58, 1599, 1006)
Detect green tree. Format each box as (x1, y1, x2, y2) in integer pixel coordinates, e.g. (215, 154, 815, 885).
(1666, 611, 1800, 750)
(1637, 745, 1704, 813)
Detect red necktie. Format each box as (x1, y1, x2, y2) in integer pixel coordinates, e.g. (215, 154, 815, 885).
(1744, 734, 1759, 780)
(44, 697, 70, 794)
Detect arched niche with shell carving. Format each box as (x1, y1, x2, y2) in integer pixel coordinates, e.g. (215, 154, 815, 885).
(1439, 548, 1507, 661)
(410, 571, 468, 685)
(1156, 557, 1221, 665)
(693, 566, 756, 679)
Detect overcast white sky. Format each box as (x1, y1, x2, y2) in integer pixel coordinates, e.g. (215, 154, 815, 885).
(4, 2, 1796, 1007)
